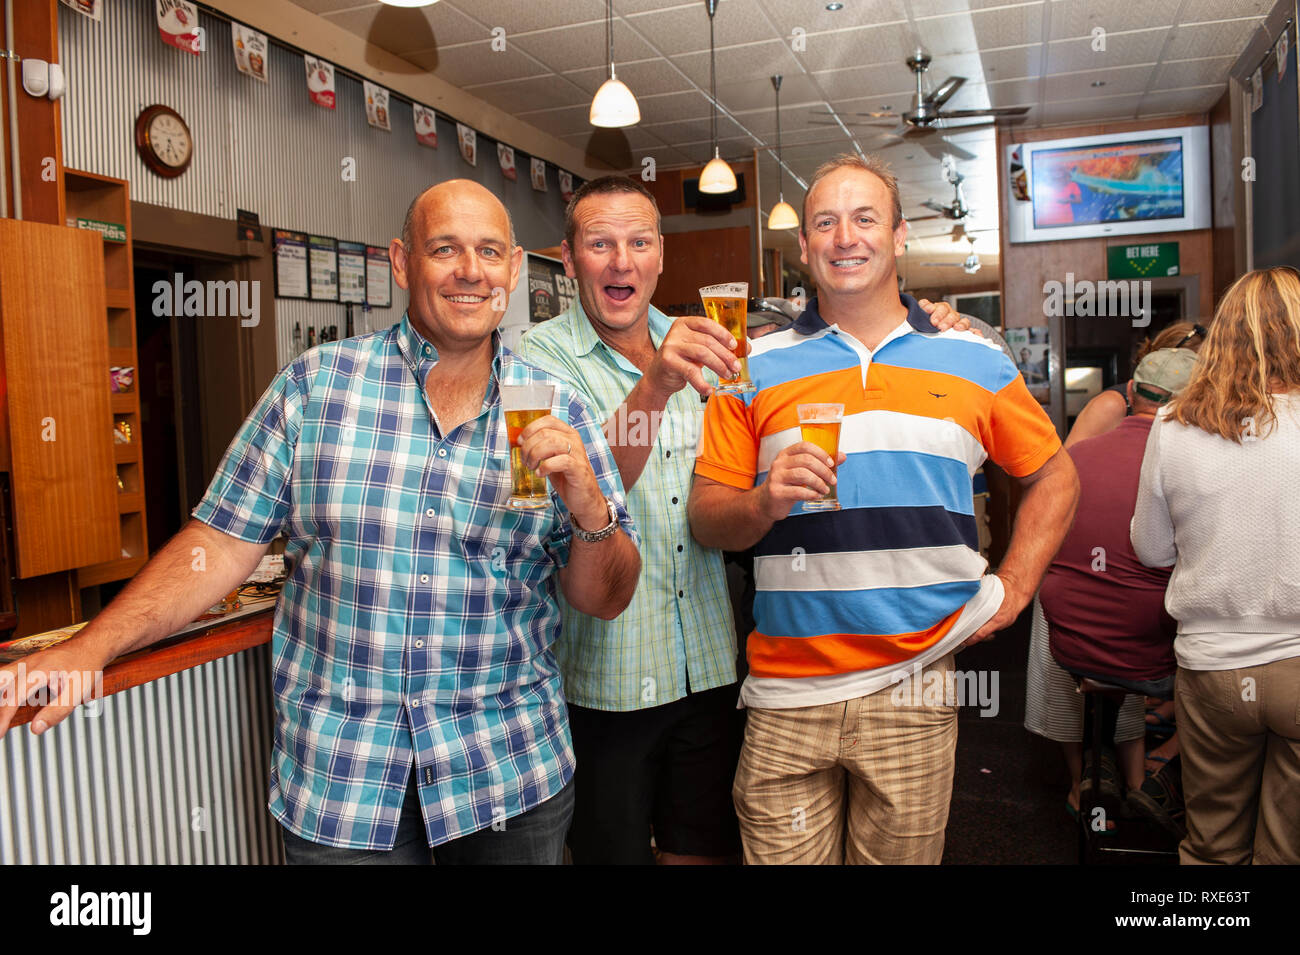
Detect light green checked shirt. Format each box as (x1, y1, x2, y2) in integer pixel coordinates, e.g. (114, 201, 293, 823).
(517, 300, 737, 711)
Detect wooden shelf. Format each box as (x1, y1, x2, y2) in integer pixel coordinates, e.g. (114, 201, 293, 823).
(110, 393, 137, 413)
(117, 491, 143, 514)
(108, 346, 134, 366)
(75, 554, 146, 590)
(105, 288, 130, 309)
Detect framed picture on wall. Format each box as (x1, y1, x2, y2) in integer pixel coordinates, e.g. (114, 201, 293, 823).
(338, 240, 366, 304)
(365, 245, 391, 308)
(272, 229, 310, 300)
(308, 234, 339, 302)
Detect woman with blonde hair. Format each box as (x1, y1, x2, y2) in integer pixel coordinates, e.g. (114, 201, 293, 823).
(1131, 266, 1300, 865)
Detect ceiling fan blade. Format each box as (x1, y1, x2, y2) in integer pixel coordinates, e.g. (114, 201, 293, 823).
(920, 199, 947, 213)
(920, 139, 977, 162)
(928, 76, 966, 109)
(938, 106, 1030, 120)
(905, 213, 944, 222)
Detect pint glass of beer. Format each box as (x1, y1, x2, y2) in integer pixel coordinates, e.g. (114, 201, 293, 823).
(699, 282, 754, 395)
(797, 403, 844, 511)
(501, 383, 555, 510)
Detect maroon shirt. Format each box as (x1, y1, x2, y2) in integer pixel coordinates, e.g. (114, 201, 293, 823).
(1040, 416, 1176, 681)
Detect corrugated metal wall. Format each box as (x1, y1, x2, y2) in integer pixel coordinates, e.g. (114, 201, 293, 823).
(57, 0, 573, 368)
(0, 644, 281, 864)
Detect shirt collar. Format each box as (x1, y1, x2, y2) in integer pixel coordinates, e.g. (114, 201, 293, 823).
(567, 297, 672, 360)
(793, 292, 938, 338)
(397, 311, 503, 388)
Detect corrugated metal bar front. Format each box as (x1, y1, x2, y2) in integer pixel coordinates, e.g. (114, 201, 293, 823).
(0, 645, 281, 864)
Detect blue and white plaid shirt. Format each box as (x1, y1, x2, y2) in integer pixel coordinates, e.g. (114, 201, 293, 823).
(193, 313, 636, 850)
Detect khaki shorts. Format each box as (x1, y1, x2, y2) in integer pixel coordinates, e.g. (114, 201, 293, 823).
(733, 654, 958, 865)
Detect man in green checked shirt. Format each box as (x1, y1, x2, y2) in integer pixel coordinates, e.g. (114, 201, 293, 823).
(518, 176, 969, 864)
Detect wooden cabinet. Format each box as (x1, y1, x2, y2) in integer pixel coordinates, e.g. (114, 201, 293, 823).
(61, 170, 150, 587)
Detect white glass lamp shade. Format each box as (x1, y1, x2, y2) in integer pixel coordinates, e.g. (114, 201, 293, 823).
(378, 0, 439, 7)
(589, 76, 640, 128)
(768, 199, 799, 230)
(699, 149, 737, 194)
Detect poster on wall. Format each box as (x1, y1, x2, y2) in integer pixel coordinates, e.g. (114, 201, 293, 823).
(365, 246, 392, 308)
(232, 22, 268, 83)
(364, 82, 391, 132)
(457, 124, 477, 166)
(308, 235, 339, 301)
(60, 0, 102, 21)
(1004, 327, 1050, 405)
(1251, 67, 1264, 111)
(157, 0, 201, 56)
(1277, 31, 1289, 82)
(338, 241, 366, 304)
(498, 144, 518, 182)
(558, 170, 575, 203)
(413, 104, 439, 148)
(273, 229, 309, 299)
(305, 56, 336, 109)
(526, 255, 577, 323)
(530, 157, 547, 192)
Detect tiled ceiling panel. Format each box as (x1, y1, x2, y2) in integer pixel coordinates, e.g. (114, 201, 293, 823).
(284, 0, 1269, 290)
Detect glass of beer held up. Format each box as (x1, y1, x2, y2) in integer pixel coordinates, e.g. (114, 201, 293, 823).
(797, 403, 844, 512)
(699, 282, 755, 395)
(501, 383, 555, 510)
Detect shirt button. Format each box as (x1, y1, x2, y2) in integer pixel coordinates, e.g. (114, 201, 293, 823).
(410, 698, 421, 708)
(665, 450, 671, 458)
(677, 590, 684, 598)
(671, 496, 678, 504)
(677, 544, 683, 552)
(420, 574, 430, 583)
(422, 345, 432, 357)
(437, 448, 447, 457)
(414, 640, 424, 649)
(426, 507, 436, 518)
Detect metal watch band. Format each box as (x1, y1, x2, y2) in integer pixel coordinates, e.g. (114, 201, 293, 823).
(572, 497, 619, 543)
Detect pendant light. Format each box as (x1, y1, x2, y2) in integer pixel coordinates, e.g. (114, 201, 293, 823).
(378, 0, 440, 7)
(699, 0, 737, 193)
(767, 75, 799, 230)
(590, 0, 640, 127)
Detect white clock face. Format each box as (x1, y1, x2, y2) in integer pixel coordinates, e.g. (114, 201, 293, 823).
(148, 113, 191, 168)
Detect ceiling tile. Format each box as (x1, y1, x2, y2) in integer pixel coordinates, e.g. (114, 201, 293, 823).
(1044, 29, 1164, 73)
(813, 62, 917, 103)
(642, 115, 748, 146)
(635, 89, 716, 124)
(511, 19, 659, 73)
(755, 0, 906, 35)
(1045, 64, 1154, 100)
(427, 43, 550, 86)
(1162, 19, 1261, 60)
(1152, 56, 1236, 90)
(444, 0, 608, 35)
(289, 0, 379, 14)
(1046, 1, 1175, 42)
(1040, 92, 1143, 125)
(563, 125, 667, 150)
(980, 44, 1044, 81)
(672, 40, 804, 87)
(516, 103, 600, 137)
(322, 3, 488, 54)
(713, 73, 822, 115)
(1139, 85, 1227, 115)
(463, 73, 593, 114)
(984, 77, 1040, 107)
(625, 0, 775, 56)
(971, 2, 1046, 51)
(1176, 0, 1274, 24)
(794, 23, 915, 72)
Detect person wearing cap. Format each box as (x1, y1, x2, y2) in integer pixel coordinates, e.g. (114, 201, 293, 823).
(1038, 346, 1199, 833)
(516, 174, 970, 864)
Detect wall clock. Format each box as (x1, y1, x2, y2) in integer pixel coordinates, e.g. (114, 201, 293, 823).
(135, 104, 193, 178)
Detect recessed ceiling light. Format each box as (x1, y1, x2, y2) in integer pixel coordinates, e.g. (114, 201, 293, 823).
(826, 2, 844, 10)
(1091, 80, 1106, 87)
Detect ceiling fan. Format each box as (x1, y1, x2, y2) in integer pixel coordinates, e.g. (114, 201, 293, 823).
(809, 49, 1030, 160)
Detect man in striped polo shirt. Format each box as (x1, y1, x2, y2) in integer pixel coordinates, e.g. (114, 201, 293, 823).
(688, 155, 1080, 864)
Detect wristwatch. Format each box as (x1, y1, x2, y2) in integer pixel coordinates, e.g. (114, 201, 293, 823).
(572, 496, 620, 543)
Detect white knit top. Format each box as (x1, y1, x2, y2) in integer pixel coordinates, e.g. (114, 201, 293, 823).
(1131, 393, 1300, 670)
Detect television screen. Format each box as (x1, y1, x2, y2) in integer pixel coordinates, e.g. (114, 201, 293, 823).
(1030, 137, 1185, 230)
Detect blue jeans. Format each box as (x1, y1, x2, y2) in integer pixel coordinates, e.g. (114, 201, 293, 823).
(281, 772, 574, 865)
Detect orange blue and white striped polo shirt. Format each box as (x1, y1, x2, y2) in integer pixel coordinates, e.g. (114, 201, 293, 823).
(694, 294, 1061, 708)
